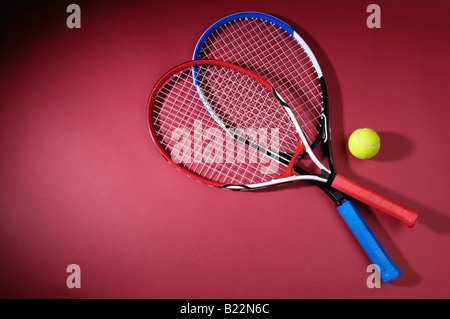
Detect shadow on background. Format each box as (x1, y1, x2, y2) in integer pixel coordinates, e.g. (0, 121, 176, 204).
(374, 131, 414, 162)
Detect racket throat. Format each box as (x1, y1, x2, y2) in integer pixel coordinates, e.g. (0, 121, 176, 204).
(281, 134, 306, 178)
(317, 170, 347, 206)
(320, 169, 336, 186)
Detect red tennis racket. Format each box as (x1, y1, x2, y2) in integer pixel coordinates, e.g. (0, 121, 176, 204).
(147, 60, 402, 282)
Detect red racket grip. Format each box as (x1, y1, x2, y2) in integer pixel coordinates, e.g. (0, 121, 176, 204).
(331, 174, 419, 227)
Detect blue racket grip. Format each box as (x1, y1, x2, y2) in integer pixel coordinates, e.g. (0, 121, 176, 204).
(337, 200, 402, 283)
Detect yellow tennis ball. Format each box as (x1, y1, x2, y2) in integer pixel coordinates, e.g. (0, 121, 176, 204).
(348, 128, 380, 159)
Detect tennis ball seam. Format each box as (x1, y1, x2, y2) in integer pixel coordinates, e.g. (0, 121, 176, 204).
(357, 129, 380, 148)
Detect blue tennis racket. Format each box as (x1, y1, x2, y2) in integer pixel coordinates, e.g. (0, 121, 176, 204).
(192, 12, 406, 282)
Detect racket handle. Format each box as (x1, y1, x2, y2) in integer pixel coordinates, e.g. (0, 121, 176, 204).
(332, 174, 419, 227)
(337, 200, 402, 283)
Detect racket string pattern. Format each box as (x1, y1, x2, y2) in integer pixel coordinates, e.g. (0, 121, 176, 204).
(151, 63, 300, 186)
(197, 17, 324, 146)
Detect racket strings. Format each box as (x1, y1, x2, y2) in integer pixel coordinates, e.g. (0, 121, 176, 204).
(151, 65, 292, 186)
(202, 20, 321, 97)
(194, 65, 299, 152)
(197, 18, 324, 145)
(196, 66, 299, 155)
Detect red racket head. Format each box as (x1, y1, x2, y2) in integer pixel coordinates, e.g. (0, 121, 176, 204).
(147, 60, 303, 188)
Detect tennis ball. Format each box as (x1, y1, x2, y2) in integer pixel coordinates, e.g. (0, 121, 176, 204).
(348, 128, 380, 159)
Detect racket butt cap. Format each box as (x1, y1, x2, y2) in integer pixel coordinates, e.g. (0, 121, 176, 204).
(381, 266, 402, 283)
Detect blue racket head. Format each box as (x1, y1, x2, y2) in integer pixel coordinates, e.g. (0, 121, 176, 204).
(193, 12, 326, 149)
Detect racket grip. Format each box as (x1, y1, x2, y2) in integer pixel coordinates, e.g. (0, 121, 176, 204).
(337, 200, 402, 283)
(332, 174, 419, 227)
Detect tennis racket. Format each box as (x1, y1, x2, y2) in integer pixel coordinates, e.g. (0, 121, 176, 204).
(147, 60, 401, 282)
(193, 12, 418, 228)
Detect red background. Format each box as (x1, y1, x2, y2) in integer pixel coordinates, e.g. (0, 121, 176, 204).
(1, 0, 449, 298)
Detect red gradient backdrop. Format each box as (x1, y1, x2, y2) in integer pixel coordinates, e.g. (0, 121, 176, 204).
(0, 0, 449, 298)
